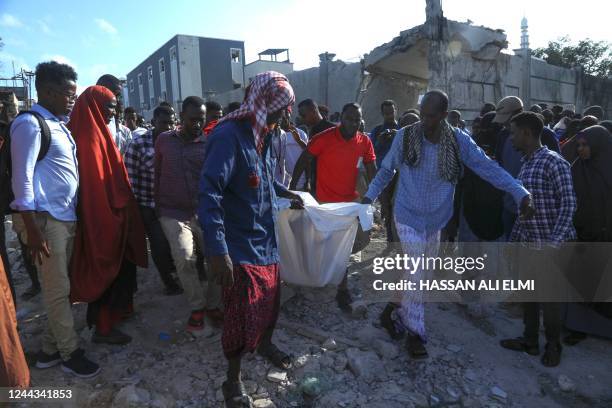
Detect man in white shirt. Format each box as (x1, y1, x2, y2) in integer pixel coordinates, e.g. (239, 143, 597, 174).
(124, 106, 147, 138)
(269, 111, 308, 188)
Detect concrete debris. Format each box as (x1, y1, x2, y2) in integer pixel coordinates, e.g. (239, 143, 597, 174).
(253, 398, 276, 408)
(490, 386, 508, 401)
(345, 348, 386, 382)
(373, 338, 400, 359)
(558, 374, 576, 393)
(112, 385, 151, 408)
(322, 337, 338, 350)
(266, 368, 288, 383)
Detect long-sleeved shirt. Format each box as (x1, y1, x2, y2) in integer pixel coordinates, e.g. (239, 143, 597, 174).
(369, 121, 400, 167)
(365, 127, 529, 233)
(497, 127, 560, 213)
(510, 146, 577, 246)
(109, 117, 132, 155)
(125, 129, 155, 208)
(10, 104, 79, 221)
(154, 130, 206, 221)
(198, 120, 290, 266)
(268, 127, 309, 187)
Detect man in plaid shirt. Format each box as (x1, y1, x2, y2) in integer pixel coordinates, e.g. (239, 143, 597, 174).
(124, 105, 182, 295)
(500, 112, 577, 368)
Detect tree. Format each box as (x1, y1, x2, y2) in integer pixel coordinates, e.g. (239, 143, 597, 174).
(533, 36, 612, 78)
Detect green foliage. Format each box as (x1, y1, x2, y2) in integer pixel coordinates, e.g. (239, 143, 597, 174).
(533, 36, 612, 78)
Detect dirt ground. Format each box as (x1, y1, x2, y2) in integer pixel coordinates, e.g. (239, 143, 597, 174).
(6, 219, 612, 408)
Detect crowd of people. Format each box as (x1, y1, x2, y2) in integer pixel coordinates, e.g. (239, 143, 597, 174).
(0, 59, 610, 408)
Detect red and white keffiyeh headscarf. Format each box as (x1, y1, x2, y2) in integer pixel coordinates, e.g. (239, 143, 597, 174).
(220, 71, 295, 153)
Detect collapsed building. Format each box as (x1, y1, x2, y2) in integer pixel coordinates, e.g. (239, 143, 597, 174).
(215, 0, 612, 128)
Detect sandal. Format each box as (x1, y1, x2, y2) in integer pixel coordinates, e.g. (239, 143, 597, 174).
(380, 303, 403, 340)
(258, 343, 292, 370)
(222, 380, 253, 408)
(500, 337, 540, 356)
(541, 342, 562, 367)
(407, 335, 428, 359)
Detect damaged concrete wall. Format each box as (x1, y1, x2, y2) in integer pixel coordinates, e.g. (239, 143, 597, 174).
(358, 74, 424, 128)
(214, 12, 612, 128)
(530, 58, 578, 108)
(580, 74, 612, 119)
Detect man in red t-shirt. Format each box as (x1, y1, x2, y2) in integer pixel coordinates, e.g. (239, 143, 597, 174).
(291, 103, 376, 311)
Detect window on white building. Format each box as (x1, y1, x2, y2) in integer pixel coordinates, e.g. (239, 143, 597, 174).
(148, 66, 153, 80)
(159, 58, 165, 73)
(170, 46, 177, 61)
(137, 73, 142, 85)
(230, 48, 242, 64)
(129, 80, 134, 92)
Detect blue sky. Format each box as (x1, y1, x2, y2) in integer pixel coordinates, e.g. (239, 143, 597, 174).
(1, 0, 609, 95)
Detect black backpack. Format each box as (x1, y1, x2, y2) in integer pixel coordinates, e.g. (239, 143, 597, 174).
(0, 111, 52, 213)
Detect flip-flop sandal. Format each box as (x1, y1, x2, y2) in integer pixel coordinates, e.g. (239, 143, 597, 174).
(541, 343, 562, 367)
(222, 380, 253, 408)
(407, 335, 429, 359)
(258, 343, 292, 370)
(500, 338, 540, 355)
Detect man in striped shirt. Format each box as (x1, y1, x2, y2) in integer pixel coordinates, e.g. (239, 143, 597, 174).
(124, 105, 181, 295)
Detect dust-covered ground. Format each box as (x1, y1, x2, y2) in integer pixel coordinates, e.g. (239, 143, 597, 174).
(6, 218, 612, 408)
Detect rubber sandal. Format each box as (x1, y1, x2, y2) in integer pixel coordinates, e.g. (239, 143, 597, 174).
(407, 335, 428, 359)
(500, 337, 540, 356)
(258, 343, 292, 370)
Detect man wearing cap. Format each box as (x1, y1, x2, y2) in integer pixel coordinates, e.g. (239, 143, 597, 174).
(493, 96, 560, 239)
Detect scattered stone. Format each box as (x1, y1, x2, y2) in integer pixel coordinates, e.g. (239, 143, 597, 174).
(266, 368, 287, 383)
(253, 398, 276, 408)
(322, 338, 338, 350)
(113, 385, 151, 408)
(244, 380, 258, 394)
(293, 355, 308, 369)
(334, 355, 348, 372)
(300, 376, 322, 397)
(464, 368, 477, 382)
(446, 386, 461, 402)
(429, 394, 441, 406)
(215, 389, 224, 402)
(345, 348, 386, 382)
(447, 344, 462, 353)
(490, 386, 507, 401)
(558, 374, 576, 393)
(373, 338, 399, 359)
